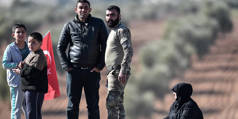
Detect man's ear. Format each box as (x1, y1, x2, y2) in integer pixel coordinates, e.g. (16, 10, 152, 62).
(12, 33, 15, 38)
(89, 8, 92, 13)
(74, 7, 77, 13)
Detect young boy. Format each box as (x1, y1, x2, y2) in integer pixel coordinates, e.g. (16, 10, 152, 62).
(13, 32, 48, 119)
(2, 24, 29, 119)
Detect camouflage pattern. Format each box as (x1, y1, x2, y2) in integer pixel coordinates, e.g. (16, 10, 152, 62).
(105, 23, 133, 119)
(106, 69, 129, 119)
(105, 23, 133, 75)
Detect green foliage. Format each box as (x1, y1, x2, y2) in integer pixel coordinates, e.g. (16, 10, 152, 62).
(139, 40, 193, 75)
(136, 68, 170, 97)
(225, 0, 238, 8)
(49, 25, 66, 73)
(0, 1, 74, 43)
(175, 0, 200, 14)
(0, 44, 9, 101)
(0, 1, 73, 74)
(125, 39, 194, 118)
(0, 0, 235, 117)
(0, 63, 9, 101)
(202, 0, 233, 33)
(125, 0, 234, 118)
(167, 14, 219, 57)
(125, 77, 155, 119)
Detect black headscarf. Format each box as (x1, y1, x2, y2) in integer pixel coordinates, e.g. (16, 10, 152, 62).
(171, 82, 193, 112)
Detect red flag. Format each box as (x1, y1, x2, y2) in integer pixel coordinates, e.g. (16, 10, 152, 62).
(41, 32, 60, 100)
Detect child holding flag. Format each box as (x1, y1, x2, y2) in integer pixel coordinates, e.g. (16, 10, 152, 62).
(13, 32, 48, 119)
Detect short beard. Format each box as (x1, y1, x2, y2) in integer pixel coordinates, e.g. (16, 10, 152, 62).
(77, 14, 88, 21)
(107, 18, 120, 28)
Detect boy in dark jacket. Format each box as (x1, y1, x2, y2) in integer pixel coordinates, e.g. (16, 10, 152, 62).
(13, 32, 48, 119)
(164, 82, 203, 119)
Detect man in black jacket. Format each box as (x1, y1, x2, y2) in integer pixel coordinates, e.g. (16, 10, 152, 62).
(164, 82, 203, 119)
(57, 0, 108, 119)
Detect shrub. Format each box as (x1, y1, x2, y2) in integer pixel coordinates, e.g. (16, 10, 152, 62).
(163, 14, 219, 58)
(226, 0, 238, 8)
(125, 0, 233, 118)
(0, 45, 9, 101)
(0, 66, 8, 101)
(125, 79, 155, 119)
(202, 0, 233, 33)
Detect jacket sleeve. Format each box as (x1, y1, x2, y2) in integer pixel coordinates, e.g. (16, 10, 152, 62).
(57, 23, 72, 70)
(180, 107, 193, 119)
(96, 20, 108, 70)
(118, 28, 133, 74)
(164, 102, 175, 119)
(2, 46, 18, 69)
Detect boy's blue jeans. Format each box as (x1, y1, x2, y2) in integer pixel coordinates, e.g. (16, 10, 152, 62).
(66, 68, 101, 119)
(24, 90, 44, 119)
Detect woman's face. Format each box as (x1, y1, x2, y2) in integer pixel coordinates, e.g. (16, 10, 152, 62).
(173, 92, 177, 100)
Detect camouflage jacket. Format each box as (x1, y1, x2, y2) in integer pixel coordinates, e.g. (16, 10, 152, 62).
(105, 23, 133, 74)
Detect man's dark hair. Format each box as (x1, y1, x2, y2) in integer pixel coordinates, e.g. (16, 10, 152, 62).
(76, 0, 90, 7)
(107, 5, 120, 14)
(12, 24, 27, 33)
(29, 32, 43, 42)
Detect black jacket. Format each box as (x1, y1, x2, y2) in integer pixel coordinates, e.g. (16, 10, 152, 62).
(165, 99, 203, 119)
(57, 15, 108, 70)
(21, 64, 48, 93)
(165, 83, 203, 119)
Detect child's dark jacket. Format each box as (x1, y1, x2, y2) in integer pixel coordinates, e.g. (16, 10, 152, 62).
(20, 49, 48, 93)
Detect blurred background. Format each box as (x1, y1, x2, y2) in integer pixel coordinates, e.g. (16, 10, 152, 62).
(0, 0, 238, 118)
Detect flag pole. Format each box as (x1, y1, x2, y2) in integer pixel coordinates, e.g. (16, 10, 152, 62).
(43, 31, 51, 38)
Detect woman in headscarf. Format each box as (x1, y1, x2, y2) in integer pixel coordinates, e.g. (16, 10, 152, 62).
(164, 82, 203, 119)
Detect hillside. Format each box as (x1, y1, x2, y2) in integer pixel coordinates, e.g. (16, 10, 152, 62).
(160, 17, 238, 118)
(1, 15, 238, 119)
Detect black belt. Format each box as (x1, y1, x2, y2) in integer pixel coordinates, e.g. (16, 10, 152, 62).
(72, 63, 93, 70)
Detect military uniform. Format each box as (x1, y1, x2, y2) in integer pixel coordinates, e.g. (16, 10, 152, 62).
(105, 23, 133, 119)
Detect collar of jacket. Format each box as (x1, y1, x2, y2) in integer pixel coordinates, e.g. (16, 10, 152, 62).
(74, 14, 92, 23)
(13, 41, 27, 53)
(32, 49, 43, 54)
(25, 49, 45, 70)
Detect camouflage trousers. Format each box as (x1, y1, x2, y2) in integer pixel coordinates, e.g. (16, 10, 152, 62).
(106, 69, 130, 119)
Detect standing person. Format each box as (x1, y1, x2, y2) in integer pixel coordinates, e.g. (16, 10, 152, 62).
(57, 0, 108, 119)
(105, 5, 133, 119)
(164, 82, 203, 119)
(2, 24, 29, 119)
(13, 32, 48, 119)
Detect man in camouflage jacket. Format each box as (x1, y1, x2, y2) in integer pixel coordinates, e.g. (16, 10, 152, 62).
(105, 5, 133, 119)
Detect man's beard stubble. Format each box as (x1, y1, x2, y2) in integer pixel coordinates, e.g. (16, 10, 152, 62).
(107, 18, 120, 28)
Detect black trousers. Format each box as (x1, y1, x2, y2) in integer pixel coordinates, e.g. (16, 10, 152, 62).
(24, 90, 44, 119)
(66, 68, 101, 119)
